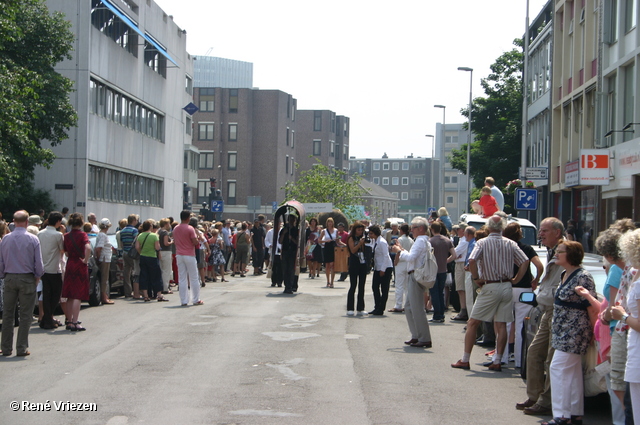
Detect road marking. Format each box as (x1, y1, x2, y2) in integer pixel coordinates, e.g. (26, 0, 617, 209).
(229, 409, 303, 417)
(282, 314, 323, 323)
(262, 332, 320, 342)
(280, 323, 314, 328)
(344, 334, 363, 339)
(265, 358, 307, 381)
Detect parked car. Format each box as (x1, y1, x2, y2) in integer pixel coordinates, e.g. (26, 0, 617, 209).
(88, 234, 124, 306)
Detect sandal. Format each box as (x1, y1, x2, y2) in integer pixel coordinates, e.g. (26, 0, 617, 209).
(102, 299, 115, 305)
(73, 322, 86, 332)
(326, 283, 331, 288)
(144, 297, 151, 302)
(329, 283, 334, 288)
(542, 418, 571, 425)
(193, 300, 204, 306)
(221, 279, 228, 282)
(157, 297, 169, 302)
(388, 308, 404, 313)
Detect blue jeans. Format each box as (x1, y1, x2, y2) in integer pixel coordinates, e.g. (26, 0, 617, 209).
(429, 272, 447, 320)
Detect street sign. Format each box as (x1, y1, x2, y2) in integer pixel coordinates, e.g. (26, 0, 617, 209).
(525, 167, 548, 179)
(183, 102, 199, 115)
(303, 203, 333, 213)
(515, 188, 537, 211)
(272, 201, 278, 211)
(427, 207, 437, 215)
(247, 196, 261, 210)
(210, 200, 224, 212)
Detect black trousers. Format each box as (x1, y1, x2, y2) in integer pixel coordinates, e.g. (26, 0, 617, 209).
(347, 265, 368, 311)
(41, 273, 63, 327)
(271, 255, 283, 286)
(282, 249, 297, 292)
(371, 267, 393, 314)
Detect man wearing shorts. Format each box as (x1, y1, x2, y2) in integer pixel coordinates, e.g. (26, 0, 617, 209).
(451, 215, 528, 372)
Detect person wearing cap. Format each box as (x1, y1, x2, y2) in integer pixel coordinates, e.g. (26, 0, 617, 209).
(27, 214, 42, 235)
(94, 218, 114, 305)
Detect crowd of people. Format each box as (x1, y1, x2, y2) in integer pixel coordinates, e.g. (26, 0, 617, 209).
(3, 203, 640, 425)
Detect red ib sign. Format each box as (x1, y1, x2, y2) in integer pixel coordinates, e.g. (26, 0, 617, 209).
(581, 153, 608, 169)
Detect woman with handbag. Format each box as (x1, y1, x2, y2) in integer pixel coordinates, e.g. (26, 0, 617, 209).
(136, 219, 168, 302)
(320, 217, 344, 288)
(544, 240, 596, 425)
(62, 213, 91, 331)
(346, 221, 369, 316)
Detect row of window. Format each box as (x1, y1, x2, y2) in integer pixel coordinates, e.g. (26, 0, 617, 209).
(312, 140, 348, 159)
(373, 177, 410, 186)
(91, 1, 167, 78)
(197, 88, 239, 113)
(89, 78, 165, 142)
(88, 165, 164, 207)
(197, 122, 238, 142)
(373, 162, 411, 171)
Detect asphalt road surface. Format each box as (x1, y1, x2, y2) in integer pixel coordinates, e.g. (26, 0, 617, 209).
(1, 272, 612, 425)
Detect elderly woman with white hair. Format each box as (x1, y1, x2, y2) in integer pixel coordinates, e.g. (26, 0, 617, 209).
(612, 228, 640, 424)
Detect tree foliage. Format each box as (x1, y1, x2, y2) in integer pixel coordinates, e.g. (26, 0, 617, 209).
(282, 161, 366, 221)
(0, 0, 77, 203)
(450, 38, 523, 192)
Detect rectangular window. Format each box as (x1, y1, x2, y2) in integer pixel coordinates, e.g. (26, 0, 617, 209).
(392, 162, 399, 170)
(199, 152, 214, 169)
(446, 196, 454, 204)
(401, 177, 409, 185)
(88, 164, 163, 207)
(199, 123, 214, 140)
(373, 177, 380, 185)
(197, 180, 209, 199)
(228, 152, 237, 170)
(451, 176, 458, 183)
(373, 162, 380, 170)
(286, 127, 290, 146)
(391, 192, 398, 198)
(199, 88, 214, 111)
(227, 181, 236, 205)
(401, 192, 409, 200)
(228, 123, 238, 141)
(290, 157, 294, 175)
(382, 177, 389, 185)
(626, 0, 636, 32)
(343, 144, 348, 160)
(624, 64, 635, 142)
(383, 162, 390, 170)
(285, 155, 289, 174)
(402, 162, 410, 170)
(313, 111, 322, 131)
(330, 141, 335, 157)
(185, 75, 193, 95)
(392, 177, 399, 185)
(186, 116, 192, 135)
(313, 140, 321, 156)
(229, 89, 238, 113)
(291, 131, 295, 148)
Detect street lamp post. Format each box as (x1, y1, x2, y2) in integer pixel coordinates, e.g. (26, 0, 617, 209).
(425, 134, 435, 215)
(434, 105, 446, 210)
(458, 66, 473, 214)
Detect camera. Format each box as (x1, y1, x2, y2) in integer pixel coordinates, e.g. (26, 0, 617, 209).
(363, 229, 370, 243)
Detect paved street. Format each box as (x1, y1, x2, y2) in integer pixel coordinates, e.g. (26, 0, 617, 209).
(1, 273, 611, 425)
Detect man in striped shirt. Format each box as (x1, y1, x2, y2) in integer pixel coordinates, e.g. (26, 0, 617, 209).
(451, 215, 529, 372)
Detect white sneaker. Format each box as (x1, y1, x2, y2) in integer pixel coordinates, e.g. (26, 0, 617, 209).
(357, 311, 368, 316)
(509, 353, 516, 363)
(347, 311, 355, 316)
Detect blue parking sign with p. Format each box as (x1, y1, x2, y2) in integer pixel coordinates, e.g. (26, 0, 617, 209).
(515, 189, 537, 211)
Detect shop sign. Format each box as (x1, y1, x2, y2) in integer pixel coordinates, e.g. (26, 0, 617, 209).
(565, 160, 579, 187)
(580, 149, 610, 186)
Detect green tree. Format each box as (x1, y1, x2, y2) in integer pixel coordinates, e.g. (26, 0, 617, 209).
(282, 161, 366, 222)
(0, 0, 77, 204)
(450, 38, 523, 193)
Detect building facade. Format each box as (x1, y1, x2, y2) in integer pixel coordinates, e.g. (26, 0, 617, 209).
(435, 123, 472, 221)
(348, 155, 439, 223)
(549, 0, 600, 234)
(523, 0, 554, 225)
(191, 87, 350, 221)
(36, 0, 194, 221)
(193, 56, 253, 88)
(599, 0, 640, 225)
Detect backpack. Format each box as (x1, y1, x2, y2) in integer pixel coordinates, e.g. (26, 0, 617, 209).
(414, 244, 438, 289)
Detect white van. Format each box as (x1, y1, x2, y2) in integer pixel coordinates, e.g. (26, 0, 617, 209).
(458, 213, 539, 247)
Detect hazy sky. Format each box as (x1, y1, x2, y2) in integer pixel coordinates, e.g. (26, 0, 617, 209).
(154, 0, 550, 159)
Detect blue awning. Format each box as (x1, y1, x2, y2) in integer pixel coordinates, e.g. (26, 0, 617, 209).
(100, 0, 179, 67)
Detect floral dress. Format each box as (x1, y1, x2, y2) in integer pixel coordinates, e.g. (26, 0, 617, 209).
(551, 268, 596, 355)
(208, 237, 226, 266)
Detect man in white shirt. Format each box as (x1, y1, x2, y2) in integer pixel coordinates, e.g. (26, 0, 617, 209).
(368, 225, 393, 315)
(452, 224, 469, 321)
(485, 176, 504, 212)
(391, 216, 433, 348)
(37, 211, 65, 329)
